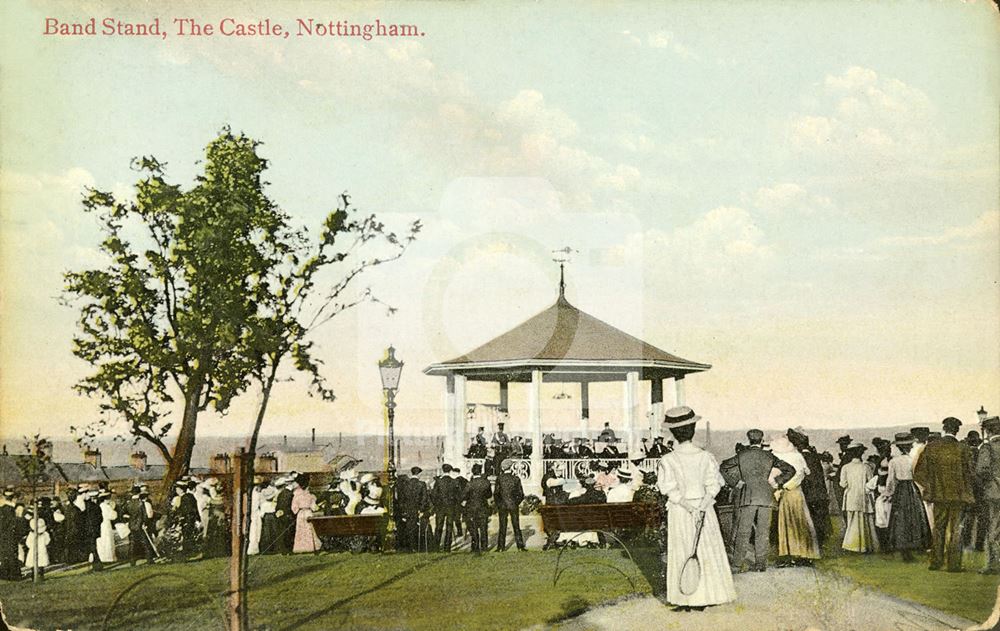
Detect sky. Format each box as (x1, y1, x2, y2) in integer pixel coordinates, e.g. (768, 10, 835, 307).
(1, 0, 998, 445)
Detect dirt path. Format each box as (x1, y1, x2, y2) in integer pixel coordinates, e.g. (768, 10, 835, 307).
(539, 567, 977, 631)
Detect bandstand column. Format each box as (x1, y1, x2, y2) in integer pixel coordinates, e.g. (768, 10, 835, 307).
(444, 375, 456, 467)
(529, 370, 543, 495)
(453, 374, 467, 465)
(580, 381, 590, 439)
(624, 371, 639, 457)
(674, 375, 686, 407)
(499, 380, 509, 414)
(650, 378, 664, 439)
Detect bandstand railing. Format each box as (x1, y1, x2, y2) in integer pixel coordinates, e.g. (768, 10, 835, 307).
(462, 457, 660, 482)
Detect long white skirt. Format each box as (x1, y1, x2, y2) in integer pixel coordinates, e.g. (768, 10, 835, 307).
(97, 521, 117, 563)
(248, 510, 262, 555)
(665, 505, 736, 607)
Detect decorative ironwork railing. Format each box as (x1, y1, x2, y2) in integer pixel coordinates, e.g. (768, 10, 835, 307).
(460, 457, 661, 482)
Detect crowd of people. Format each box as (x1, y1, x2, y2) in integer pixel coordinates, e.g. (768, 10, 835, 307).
(2, 408, 996, 612)
(0, 476, 231, 580)
(0, 469, 393, 579)
(647, 406, 1000, 611)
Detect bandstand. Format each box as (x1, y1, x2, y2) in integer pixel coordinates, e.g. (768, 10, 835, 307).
(423, 270, 710, 495)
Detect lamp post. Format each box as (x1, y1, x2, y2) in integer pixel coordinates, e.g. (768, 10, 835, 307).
(978, 406, 989, 425)
(378, 345, 403, 552)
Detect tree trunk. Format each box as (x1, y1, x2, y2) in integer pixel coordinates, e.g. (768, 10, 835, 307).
(238, 362, 279, 629)
(162, 379, 203, 502)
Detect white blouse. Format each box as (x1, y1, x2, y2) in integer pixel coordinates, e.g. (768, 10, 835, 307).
(656, 442, 724, 505)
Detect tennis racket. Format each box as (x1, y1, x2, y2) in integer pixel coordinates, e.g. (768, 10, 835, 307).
(679, 510, 707, 595)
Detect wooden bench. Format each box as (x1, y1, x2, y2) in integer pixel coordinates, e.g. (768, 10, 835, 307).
(538, 502, 663, 589)
(308, 514, 388, 549)
(539, 502, 661, 536)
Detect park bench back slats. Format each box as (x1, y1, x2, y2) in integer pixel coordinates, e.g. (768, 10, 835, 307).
(538, 502, 660, 533)
(308, 514, 388, 537)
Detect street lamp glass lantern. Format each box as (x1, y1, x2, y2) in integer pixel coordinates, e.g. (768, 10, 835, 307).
(379, 345, 404, 392)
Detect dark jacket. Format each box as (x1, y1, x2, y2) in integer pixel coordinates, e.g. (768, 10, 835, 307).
(977, 437, 1000, 502)
(84, 500, 103, 541)
(914, 435, 974, 504)
(567, 486, 606, 505)
(431, 476, 459, 514)
(462, 476, 493, 516)
(178, 493, 201, 523)
(720, 446, 795, 507)
(494, 473, 524, 510)
(0, 505, 18, 559)
(799, 448, 829, 504)
(125, 498, 148, 531)
(63, 501, 85, 561)
(399, 477, 429, 515)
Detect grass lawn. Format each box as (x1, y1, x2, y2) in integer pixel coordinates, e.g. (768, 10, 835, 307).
(817, 550, 998, 623)
(0, 549, 652, 631)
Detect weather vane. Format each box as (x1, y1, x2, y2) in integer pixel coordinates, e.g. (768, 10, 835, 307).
(551, 246, 578, 297)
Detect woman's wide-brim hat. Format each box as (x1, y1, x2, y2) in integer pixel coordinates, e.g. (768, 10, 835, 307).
(663, 405, 701, 428)
(893, 432, 914, 445)
(847, 441, 867, 452)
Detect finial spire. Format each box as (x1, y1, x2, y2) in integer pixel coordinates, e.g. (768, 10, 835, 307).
(551, 246, 577, 301)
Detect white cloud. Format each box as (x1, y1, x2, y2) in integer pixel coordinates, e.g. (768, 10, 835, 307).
(622, 29, 699, 60)
(614, 206, 772, 280)
(877, 210, 999, 248)
(788, 66, 935, 159)
(497, 89, 579, 140)
(752, 182, 835, 215)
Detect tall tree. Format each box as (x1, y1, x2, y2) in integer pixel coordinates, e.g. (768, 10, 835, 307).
(64, 128, 419, 495)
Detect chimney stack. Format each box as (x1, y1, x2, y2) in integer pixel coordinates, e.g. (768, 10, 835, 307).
(130, 451, 148, 471)
(84, 448, 102, 468)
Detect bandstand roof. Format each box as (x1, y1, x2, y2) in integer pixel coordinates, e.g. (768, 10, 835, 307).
(424, 283, 710, 383)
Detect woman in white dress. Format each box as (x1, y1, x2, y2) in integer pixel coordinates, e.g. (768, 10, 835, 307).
(656, 406, 736, 610)
(247, 481, 264, 555)
(96, 490, 118, 563)
(24, 513, 50, 573)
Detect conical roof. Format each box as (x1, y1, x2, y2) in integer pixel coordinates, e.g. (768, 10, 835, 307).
(424, 288, 710, 381)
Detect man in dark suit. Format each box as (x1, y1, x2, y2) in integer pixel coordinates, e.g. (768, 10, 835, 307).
(647, 437, 667, 458)
(452, 467, 468, 539)
(463, 464, 492, 554)
(83, 490, 104, 571)
(175, 479, 202, 556)
(125, 487, 156, 566)
(976, 416, 1000, 574)
(397, 467, 427, 551)
(0, 489, 20, 580)
(721, 429, 796, 572)
(275, 476, 295, 554)
(578, 439, 594, 459)
(914, 417, 975, 572)
(432, 464, 458, 551)
(495, 459, 526, 551)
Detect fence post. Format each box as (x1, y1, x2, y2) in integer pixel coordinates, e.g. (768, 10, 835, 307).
(228, 449, 247, 631)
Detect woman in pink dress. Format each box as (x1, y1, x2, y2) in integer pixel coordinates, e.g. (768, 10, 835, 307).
(291, 473, 321, 553)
